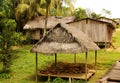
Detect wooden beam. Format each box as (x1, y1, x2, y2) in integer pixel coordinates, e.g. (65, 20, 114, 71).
(36, 52, 38, 83)
(85, 52, 88, 82)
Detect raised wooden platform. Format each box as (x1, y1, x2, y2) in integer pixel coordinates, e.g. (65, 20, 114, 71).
(38, 70, 96, 80)
(96, 61, 120, 83)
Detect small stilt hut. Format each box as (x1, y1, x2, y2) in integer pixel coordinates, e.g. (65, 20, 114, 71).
(67, 18, 116, 48)
(23, 16, 76, 40)
(97, 17, 117, 27)
(30, 23, 100, 83)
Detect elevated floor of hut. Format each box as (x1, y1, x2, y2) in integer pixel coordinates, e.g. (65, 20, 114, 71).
(38, 62, 96, 81)
(38, 70, 95, 80)
(96, 61, 120, 83)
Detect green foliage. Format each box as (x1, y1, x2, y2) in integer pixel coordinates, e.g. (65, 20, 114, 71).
(51, 78, 85, 83)
(0, 18, 22, 73)
(74, 7, 101, 19)
(91, 12, 101, 19)
(0, 73, 11, 79)
(49, 0, 75, 16)
(74, 7, 87, 19)
(52, 78, 68, 83)
(0, 0, 15, 18)
(0, 12, 6, 18)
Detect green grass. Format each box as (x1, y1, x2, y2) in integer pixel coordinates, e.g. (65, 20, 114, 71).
(0, 29, 120, 83)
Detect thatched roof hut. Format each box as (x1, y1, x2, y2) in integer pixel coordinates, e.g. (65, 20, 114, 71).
(31, 23, 100, 82)
(23, 16, 76, 30)
(31, 23, 99, 54)
(67, 18, 115, 47)
(23, 16, 76, 40)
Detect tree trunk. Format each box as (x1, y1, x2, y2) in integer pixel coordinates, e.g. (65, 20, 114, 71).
(44, 0, 51, 36)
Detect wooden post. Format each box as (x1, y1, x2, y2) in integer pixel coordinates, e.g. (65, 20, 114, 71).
(105, 42, 107, 50)
(55, 53, 57, 67)
(69, 77, 72, 83)
(74, 54, 76, 64)
(36, 52, 38, 83)
(95, 51, 97, 71)
(85, 52, 88, 82)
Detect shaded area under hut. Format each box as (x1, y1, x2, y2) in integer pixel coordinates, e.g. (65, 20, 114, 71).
(30, 23, 100, 83)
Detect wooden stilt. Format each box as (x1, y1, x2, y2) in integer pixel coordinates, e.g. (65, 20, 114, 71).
(95, 51, 97, 71)
(55, 53, 57, 67)
(74, 54, 76, 64)
(48, 74, 51, 82)
(36, 52, 38, 83)
(69, 77, 72, 83)
(85, 52, 88, 82)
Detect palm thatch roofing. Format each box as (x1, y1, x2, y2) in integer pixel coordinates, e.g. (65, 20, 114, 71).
(31, 23, 99, 54)
(23, 16, 76, 30)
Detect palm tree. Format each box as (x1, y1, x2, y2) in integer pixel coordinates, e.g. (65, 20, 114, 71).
(15, 0, 45, 32)
(49, 0, 76, 16)
(15, 0, 76, 32)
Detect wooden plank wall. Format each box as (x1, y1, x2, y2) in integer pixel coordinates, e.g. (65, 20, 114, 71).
(68, 19, 112, 43)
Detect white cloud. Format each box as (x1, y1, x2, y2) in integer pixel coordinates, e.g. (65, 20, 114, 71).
(75, 0, 120, 18)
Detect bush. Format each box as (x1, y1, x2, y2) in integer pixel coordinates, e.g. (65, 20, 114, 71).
(0, 19, 22, 73)
(0, 73, 11, 79)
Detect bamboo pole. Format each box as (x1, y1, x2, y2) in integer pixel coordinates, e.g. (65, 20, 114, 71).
(74, 54, 76, 64)
(55, 53, 57, 67)
(95, 51, 97, 71)
(85, 52, 88, 82)
(69, 77, 72, 83)
(36, 52, 38, 83)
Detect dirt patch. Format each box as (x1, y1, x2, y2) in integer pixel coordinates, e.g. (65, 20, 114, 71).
(106, 47, 120, 52)
(116, 28, 120, 32)
(115, 47, 120, 52)
(40, 62, 93, 74)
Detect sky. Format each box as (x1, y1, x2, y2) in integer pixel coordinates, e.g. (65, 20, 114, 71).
(75, 0, 120, 18)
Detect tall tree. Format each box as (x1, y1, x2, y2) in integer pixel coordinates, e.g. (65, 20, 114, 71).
(0, 0, 21, 73)
(14, 0, 76, 32)
(44, 0, 51, 36)
(49, 0, 76, 16)
(15, 0, 45, 32)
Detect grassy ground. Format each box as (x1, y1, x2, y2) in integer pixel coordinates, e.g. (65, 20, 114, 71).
(0, 29, 120, 83)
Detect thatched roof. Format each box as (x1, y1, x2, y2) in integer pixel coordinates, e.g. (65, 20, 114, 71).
(23, 16, 76, 30)
(67, 18, 115, 29)
(31, 23, 99, 54)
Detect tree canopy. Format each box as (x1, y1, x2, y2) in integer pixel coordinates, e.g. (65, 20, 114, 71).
(0, 0, 22, 73)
